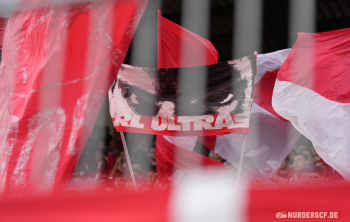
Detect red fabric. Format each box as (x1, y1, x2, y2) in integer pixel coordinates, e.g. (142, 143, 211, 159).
(197, 136, 217, 151)
(0, 191, 171, 222)
(0, 0, 148, 195)
(253, 69, 287, 121)
(157, 10, 219, 147)
(0, 17, 8, 50)
(277, 28, 350, 103)
(156, 135, 227, 184)
(156, 11, 224, 181)
(105, 154, 115, 175)
(0, 185, 350, 221)
(157, 10, 218, 68)
(248, 185, 349, 221)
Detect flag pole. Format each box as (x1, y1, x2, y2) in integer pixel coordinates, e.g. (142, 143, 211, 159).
(236, 134, 247, 185)
(120, 132, 138, 191)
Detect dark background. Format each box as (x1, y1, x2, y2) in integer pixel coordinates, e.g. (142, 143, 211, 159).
(124, 0, 350, 66)
(1, 0, 350, 64)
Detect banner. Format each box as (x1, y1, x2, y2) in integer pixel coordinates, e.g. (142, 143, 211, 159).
(273, 27, 350, 182)
(109, 56, 257, 136)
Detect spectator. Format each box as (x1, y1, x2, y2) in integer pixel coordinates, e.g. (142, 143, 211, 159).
(149, 147, 156, 172)
(113, 173, 125, 192)
(110, 151, 126, 176)
(277, 157, 293, 180)
(295, 168, 309, 185)
(289, 153, 309, 183)
(315, 160, 331, 179)
(326, 171, 347, 185)
(124, 178, 135, 193)
(104, 152, 115, 176)
(91, 151, 106, 179)
(146, 171, 156, 186)
(97, 141, 107, 153)
(95, 177, 108, 191)
(294, 144, 308, 154)
(91, 150, 114, 178)
(308, 166, 325, 185)
(152, 174, 162, 191)
(300, 148, 314, 166)
(314, 154, 321, 163)
(212, 152, 225, 163)
(103, 126, 112, 145)
(271, 173, 289, 187)
(107, 139, 121, 164)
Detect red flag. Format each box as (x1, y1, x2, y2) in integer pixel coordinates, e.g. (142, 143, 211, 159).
(154, 11, 227, 183)
(0, 0, 148, 195)
(0, 17, 8, 50)
(157, 10, 218, 68)
(0, 183, 349, 221)
(214, 49, 301, 182)
(156, 136, 227, 184)
(273, 27, 350, 182)
(157, 10, 219, 148)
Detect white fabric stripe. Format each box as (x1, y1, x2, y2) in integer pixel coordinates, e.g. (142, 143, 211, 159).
(164, 136, 198, 185)
(273, 80, 350, 181)
(214, 102, 300, 182)
(170, 179, 247, 222)
(255, 48, 291, 84)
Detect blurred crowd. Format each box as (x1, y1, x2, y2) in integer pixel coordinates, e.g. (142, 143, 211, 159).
(271, 137, 347, 187)
(71, 126, 160, 193)
(69, 126, 347, 193)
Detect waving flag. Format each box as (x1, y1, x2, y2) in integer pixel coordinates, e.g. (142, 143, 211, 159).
(162, 49, 301, 182)
(272, 28, 350, 182)
(109, 56, 256, 136)
(155, 12, 226, 183)
(157, 10, 218, 148)
(156, 10, 300, 182)
(0, 0, 13, 50)
(212, 49, 301, 182)
(157, 10, 218, 69)
(155, 136, 227, 183)
(0, 17, 8, 50)
(0, 0, 148, 195)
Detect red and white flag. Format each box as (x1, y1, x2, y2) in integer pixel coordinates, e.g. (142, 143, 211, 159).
(213, 49, 301, 182)
(155, 136, 227, 184)
(110, 12, 255, 136)
(154, 12, 227, 183)
(0, 0, 148, 195)
(168, 49, 301, 182)
(109, 58, 256, 136)
(0, 182, 348, 222)
(0, 0, 14, 50)
(157, 49, 300, 182)
(272, 28, 350, 182)
(155, 12, 300, 182)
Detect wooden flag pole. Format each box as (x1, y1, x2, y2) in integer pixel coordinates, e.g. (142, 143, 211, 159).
(236, 134, 247, 185)
(120, 132, 138, 191)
